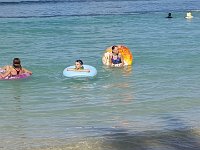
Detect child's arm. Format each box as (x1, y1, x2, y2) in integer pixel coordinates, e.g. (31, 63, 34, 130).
(109, 53, 113, 66)
(77, 69, 90, 72)
(119, 53, 124, 66)
(67, 68, 75, 71)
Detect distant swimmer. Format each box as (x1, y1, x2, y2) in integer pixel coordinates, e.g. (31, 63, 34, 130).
(166, 13, 173, 18)
(185, 11, 193, 19)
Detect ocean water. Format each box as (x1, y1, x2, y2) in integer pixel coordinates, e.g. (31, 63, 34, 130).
(0, 0, 200, 149)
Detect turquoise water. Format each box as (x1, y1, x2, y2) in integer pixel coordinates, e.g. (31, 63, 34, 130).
(0, 0, 200, 149)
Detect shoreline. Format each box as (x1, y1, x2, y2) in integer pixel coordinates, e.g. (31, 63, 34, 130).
(1, 128, 200, 150)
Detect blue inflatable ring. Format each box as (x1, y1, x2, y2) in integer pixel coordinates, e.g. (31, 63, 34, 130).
(63, 65, 97, 78)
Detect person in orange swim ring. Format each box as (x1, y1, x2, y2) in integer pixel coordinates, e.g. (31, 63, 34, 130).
(109, 45, 124, 67)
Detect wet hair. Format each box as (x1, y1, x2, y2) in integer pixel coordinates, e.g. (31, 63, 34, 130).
(76, 60, 83, 65)
(13, 58, 22, 68)
(112, 45, 119, 54)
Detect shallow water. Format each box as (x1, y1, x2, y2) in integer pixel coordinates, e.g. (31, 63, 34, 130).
(0, 0, 200, 149)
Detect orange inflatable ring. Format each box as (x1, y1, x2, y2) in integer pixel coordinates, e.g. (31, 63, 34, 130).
(102, 45, 133, 66)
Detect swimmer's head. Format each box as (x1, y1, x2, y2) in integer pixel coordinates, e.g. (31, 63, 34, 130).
(75, 60, 83, 69)
(112, 45, 119, 54)
(76, 60, 83, 65)
(13, 58, 21, 68)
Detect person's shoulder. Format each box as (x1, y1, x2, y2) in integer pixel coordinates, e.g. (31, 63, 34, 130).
(3, 66, 12, 73)
(109, 53, 113, 57)
(5, 65, 12, 68)
(21, 67, 26, 71)
(7, 65, 13, 70)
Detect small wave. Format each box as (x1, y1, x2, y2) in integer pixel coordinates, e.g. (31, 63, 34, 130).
(0, 9, 195, 19)
(0, 0, 137, 5)
(0, 0, 107, 5)
(0, 0, 66, 5)
(192, 9, 200, 12)
(0, 13, 139, 19)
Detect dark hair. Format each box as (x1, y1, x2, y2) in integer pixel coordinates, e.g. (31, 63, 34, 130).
(13, 58, 21, 68)
(112, 45, 118, 51)
(166, 13, 172, 18)
(76, 60, 83, 65)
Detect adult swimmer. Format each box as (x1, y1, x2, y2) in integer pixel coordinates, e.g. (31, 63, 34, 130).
(0, 58, 32, 79)
(109, 45, 124, 67)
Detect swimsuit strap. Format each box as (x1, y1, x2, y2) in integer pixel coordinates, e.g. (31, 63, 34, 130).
(13, 67, 21, 75)
(112, 53, 120, 59)
(111, 54, 122, 64)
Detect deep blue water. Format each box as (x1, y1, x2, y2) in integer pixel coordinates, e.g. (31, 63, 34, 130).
(0, 0, 200, 18)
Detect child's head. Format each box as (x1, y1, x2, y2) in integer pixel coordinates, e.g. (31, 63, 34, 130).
(75, 60, 83, 69)
(112, 45, 119, 54)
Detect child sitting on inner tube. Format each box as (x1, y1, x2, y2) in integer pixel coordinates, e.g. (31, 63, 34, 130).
(109, 45, 124, 67)
(67, 60, 90, 72)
